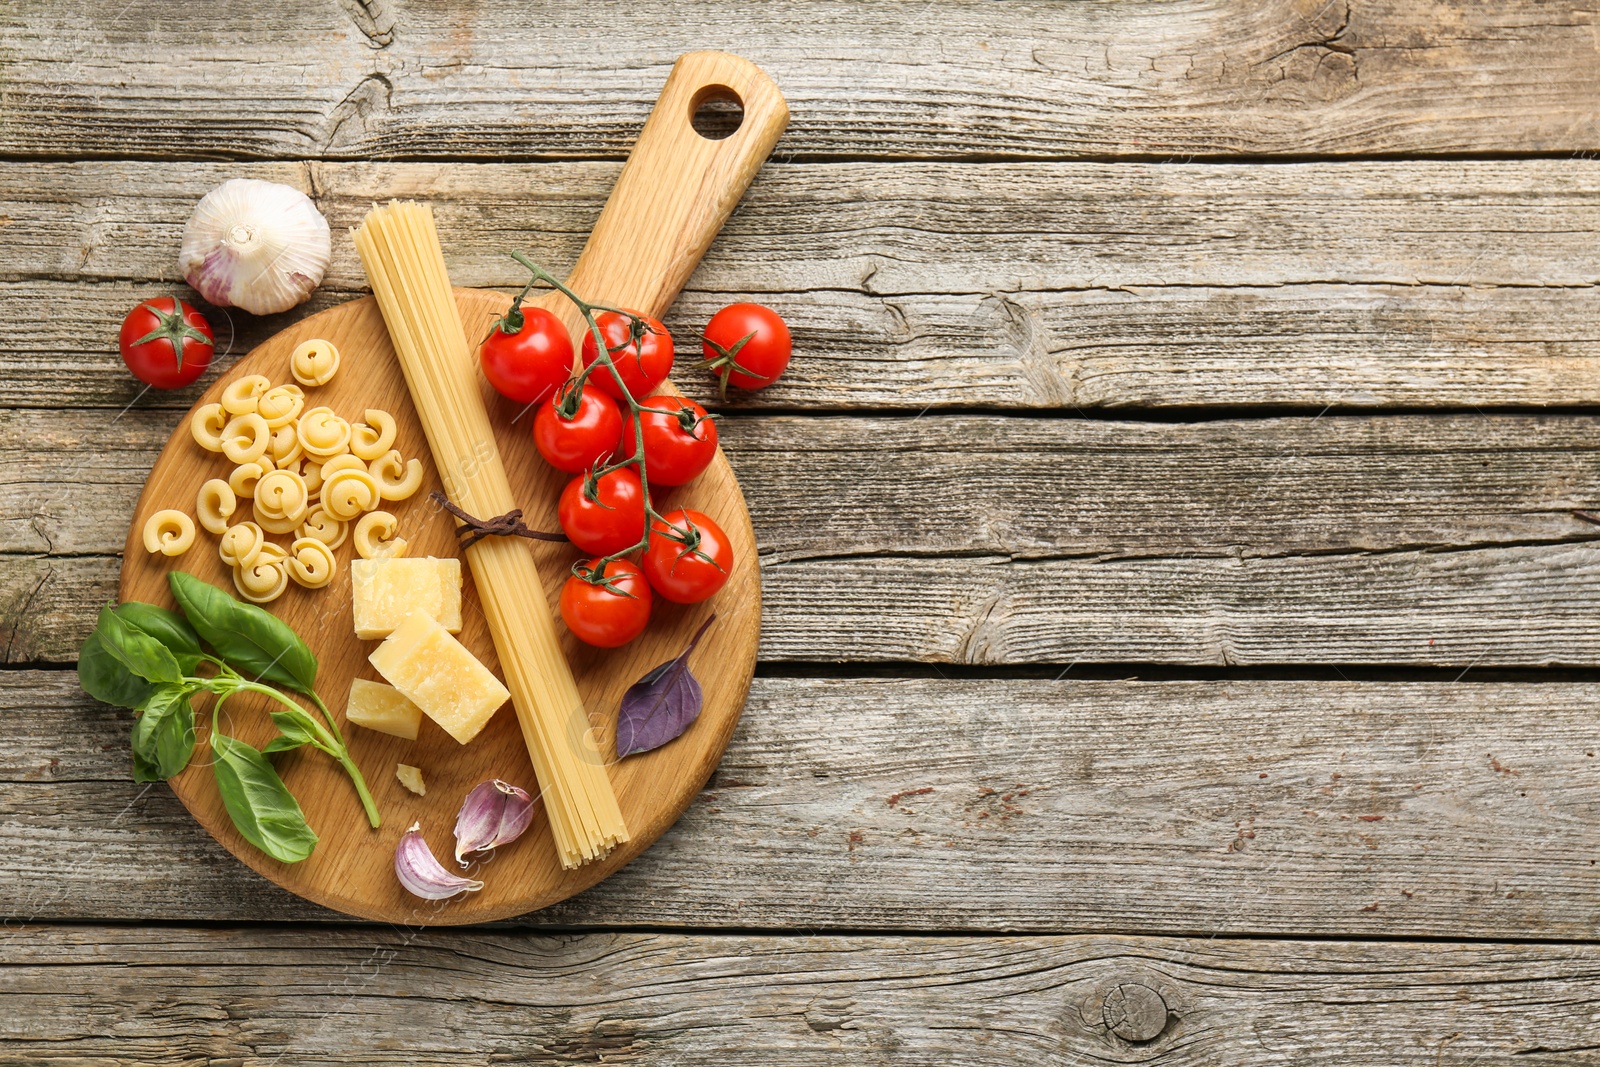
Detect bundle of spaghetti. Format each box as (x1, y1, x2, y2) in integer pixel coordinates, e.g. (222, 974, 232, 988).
(354, 201, 628, 868)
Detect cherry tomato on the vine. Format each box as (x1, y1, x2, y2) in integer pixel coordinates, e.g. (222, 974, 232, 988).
(642, 508, 734, 604)
(558, 468, 646, 555)
(580, 310, 673, 401)
(479, 305, 574, 405)
(699, 303, 790, 398)
(560, 557, 653, 648)
(534, 381, 625, 474)
(118, 297, 214, 390)
(638, 395, 718, 486)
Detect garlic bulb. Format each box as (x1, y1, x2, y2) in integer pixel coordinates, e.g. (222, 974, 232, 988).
(180, 179, 331, 315)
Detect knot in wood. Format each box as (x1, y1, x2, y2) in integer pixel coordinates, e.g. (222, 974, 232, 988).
(1101, 981, 1168, 1043)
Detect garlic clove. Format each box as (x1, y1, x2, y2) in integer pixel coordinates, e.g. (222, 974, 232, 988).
(180, 179, 331, 316)
(395, 822, 484, 900)
(453, 779, 537, 867)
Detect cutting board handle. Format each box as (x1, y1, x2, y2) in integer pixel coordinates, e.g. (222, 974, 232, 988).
(533, 50, 789, 341)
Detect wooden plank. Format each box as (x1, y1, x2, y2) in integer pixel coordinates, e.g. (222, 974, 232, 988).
(24, 540, 1600, 667)
(8, 669, 1600, 937)
(5, 159, 1599, 410)
(9, 407, 1600, 666)
(4, 1, 1599, 161)
(4, 929, 1600, 1066)
(12, 408, 1600, 558)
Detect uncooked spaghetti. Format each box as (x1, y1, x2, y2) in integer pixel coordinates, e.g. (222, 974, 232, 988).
(354, 200, 628, 868)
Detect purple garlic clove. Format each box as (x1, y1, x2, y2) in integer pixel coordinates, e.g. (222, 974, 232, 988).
(395, 822, 485, 900)
(453, 779, 537, 866)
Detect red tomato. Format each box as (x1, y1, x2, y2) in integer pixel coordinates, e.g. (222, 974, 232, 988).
(638, 395, 718, 486)
(118, 297, 214, 390)
(479, 305, 574, 405)
(534, 381, 625, 474)
(558, 468, 646, 555)
(700, 303, 790, 398)
(560, 558, 653, 648)
(642, 508, 734, 604)
(579, 310, 673, 401)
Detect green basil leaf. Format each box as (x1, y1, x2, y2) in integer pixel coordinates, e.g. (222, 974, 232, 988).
(263, 710, 317, 753)
(210, 732, 318, 863)
(129, 684, 196, 782)
(113, 602, 204, 675)
(169, 572, 317, 694)
(78, 630, 157, 709)
(95, 605, 182, 685)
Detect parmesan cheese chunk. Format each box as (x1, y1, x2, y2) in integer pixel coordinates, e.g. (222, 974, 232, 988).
(368, 611, 509, 745)
(351, 556, 462, 640)
(344, 677, 424, 741)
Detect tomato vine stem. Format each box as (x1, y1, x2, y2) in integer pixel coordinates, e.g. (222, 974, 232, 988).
(508, 252, 691, 580)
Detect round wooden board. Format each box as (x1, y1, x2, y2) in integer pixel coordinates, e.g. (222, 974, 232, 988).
(119, 289, 761, 924)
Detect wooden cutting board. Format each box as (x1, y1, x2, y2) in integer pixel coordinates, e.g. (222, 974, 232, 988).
(117, 52, 787, 924)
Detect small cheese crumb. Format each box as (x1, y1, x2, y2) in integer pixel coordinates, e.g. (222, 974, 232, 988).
(351, 557, 462, 640)
(369, 611, 509, 745)
(396, 763, 426, 796)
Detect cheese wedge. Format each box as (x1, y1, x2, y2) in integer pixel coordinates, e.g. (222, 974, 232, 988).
(395, 763, 426, 796)
(344, 677, 424, 741)
(351, 556, 462, 640)
(368, 611, 509, 745)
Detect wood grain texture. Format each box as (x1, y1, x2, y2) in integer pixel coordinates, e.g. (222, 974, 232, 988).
(3, 0, 1599, 161)
(14, 406, 1600, 667)
(7, 670, 1600, 937)
(4, 159, 1598, 411)
(5, 927, 1600, 1065)
(118, 290, 759, 922)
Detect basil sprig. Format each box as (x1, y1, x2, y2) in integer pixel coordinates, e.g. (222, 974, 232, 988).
(78, 573, 380, 864)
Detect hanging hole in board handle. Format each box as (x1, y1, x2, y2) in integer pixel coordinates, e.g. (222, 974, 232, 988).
(690, 84, 744, 140)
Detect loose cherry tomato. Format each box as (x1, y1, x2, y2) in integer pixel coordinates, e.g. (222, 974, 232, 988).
(638, 395, 718, 486)
(479, 305, 574, 405)
(558, 468, 646, 555)
(118, 297, 213, 390)
(700, 303, 790, 398)
(534, 381, 625, 474)
(560, 557, 653, 648)
(642, 508, 734, 604)
(579, 310, 673, 401)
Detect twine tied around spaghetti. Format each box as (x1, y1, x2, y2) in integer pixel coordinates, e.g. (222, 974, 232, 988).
(430, 491, 568, 549)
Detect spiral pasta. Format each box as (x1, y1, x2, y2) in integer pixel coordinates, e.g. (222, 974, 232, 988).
(297, 406, 351, 458)
(353, 510, 408, 560)
(220, 374, 272, 416)
(368, 450, 424, 501)
(268, 423, 303, 467)
(287, 537, 338, 588)
(350, 409, 398, 461)
(195, 479, 237, 535)
(142, 510, 196, 556)
(298, 507, 348, 550)
(253, 468, 311, 522)
(320, 467, 381, 520)
(257, 383, 305, 429)
(191, 403, 228, 452)
(221, 412, 271, 465)
(290, 338, 340, 387)
(234, 555, 289, 604)
(218, 521, 266, 569)
(316, 453, 366, 479)
(228, 460, 271, 499)
(252, 500, 305, 536)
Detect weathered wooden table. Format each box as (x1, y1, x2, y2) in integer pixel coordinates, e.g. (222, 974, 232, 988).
(4, 2, 1600, 1062)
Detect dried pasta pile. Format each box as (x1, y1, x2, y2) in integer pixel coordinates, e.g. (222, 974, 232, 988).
(153, 342, 422, 602)
(354, 199, 628, 868)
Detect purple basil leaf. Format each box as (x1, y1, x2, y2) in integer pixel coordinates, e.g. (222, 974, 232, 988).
(616, 615, 716, 757)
